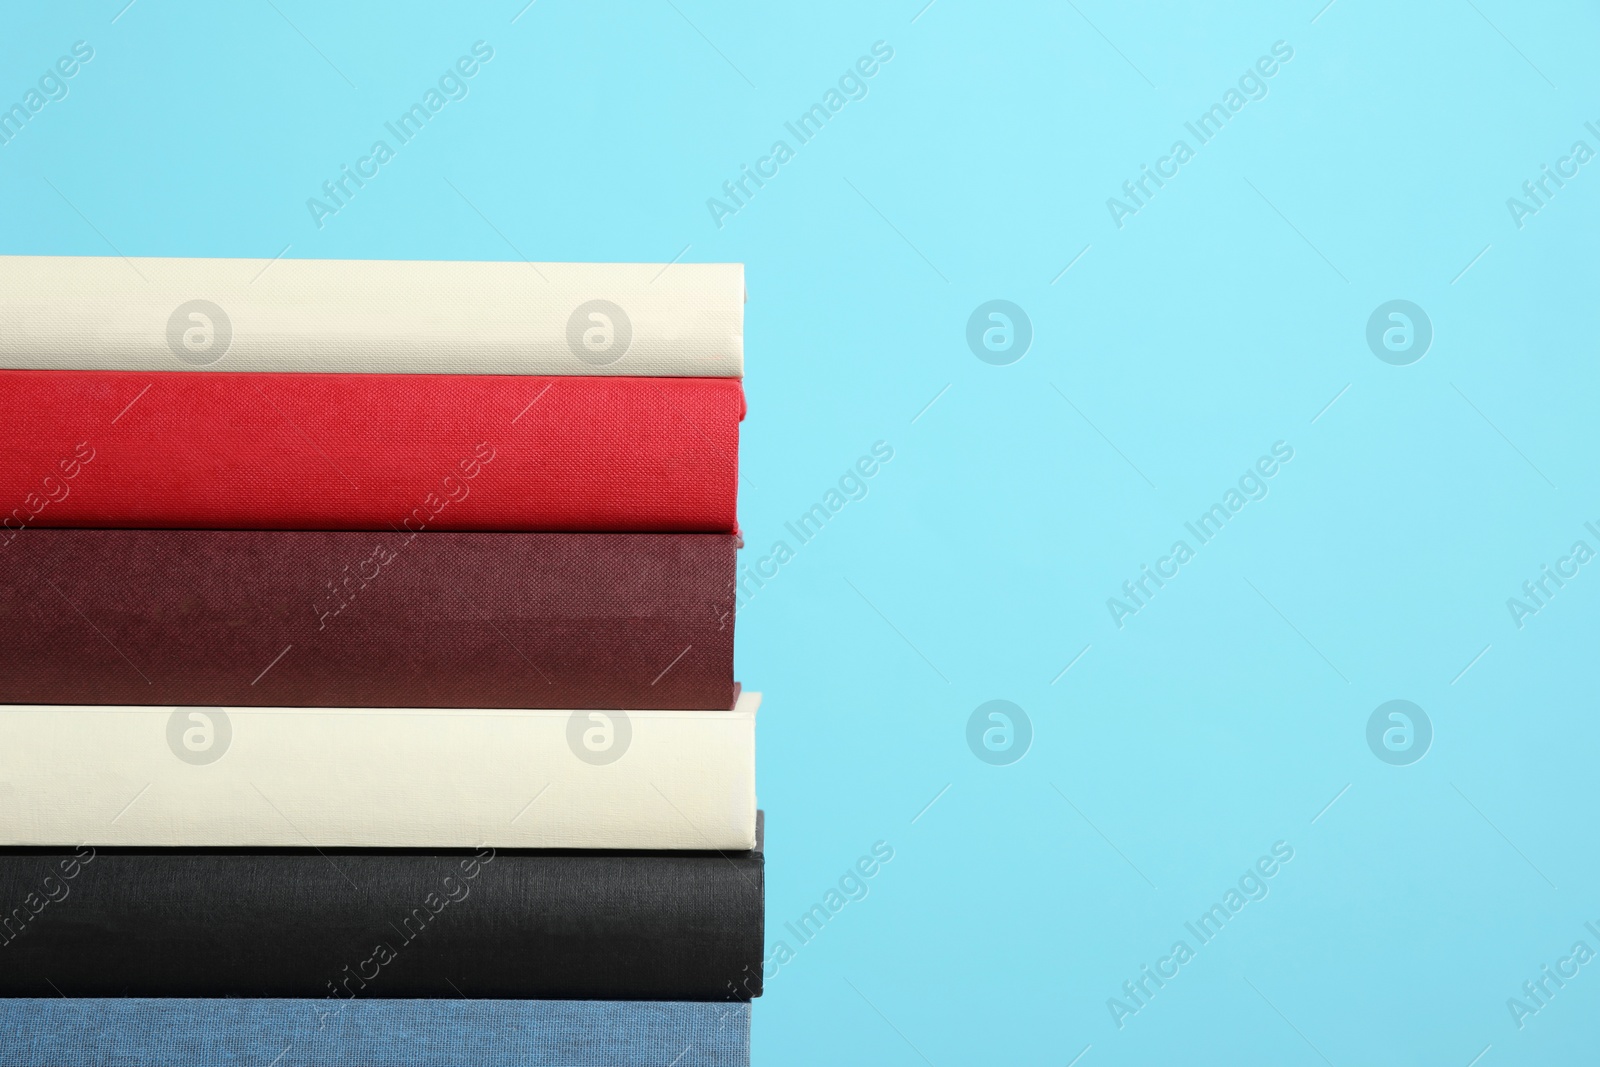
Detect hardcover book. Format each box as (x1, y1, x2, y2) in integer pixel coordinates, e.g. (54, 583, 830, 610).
(0, 256, 743, 377)
(0, 999, 750, 1066)
(0, 828, 764, 1001)
(0, 370, 741, 531)
(0, 530, 736, 710)
(0, 695, 759, 849)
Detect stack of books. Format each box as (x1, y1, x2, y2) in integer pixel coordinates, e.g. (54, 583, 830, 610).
(0, 256, 759, 1066)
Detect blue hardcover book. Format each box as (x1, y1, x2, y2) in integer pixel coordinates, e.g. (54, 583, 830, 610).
(0, 999, 750, 1066)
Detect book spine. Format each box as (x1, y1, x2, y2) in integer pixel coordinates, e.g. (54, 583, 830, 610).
(0, 849, 764, 1001)
(0, 698, 759, 849)
(0, 530, 736, 710)
(0, 256, 744, 377)
(0, 371, 742, 532)
(0, 1000, 752, 1066)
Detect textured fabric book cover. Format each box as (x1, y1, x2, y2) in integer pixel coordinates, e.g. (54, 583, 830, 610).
(0, 530, 736, 710)
(0, 370, 741, 531)
(0, 696, 759, 849)
(0, 255, 743, 377)
(0, 839, 764, 1001)
(0, 999, 751, 1066)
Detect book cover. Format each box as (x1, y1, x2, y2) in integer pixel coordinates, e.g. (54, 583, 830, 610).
(0, 696, 759, 849)
(0, 999, 750, 1066)
(0, 530, 736, 710)
(0, 834, 764, 1001)
(0, 256, 743, 377)
(0, 370, 741, 531)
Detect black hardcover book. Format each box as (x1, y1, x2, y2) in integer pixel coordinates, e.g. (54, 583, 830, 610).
(0, 827, 764, 1001)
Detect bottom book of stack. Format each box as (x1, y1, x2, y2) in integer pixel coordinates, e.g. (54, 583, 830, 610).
(0, 1001, 751, 1067)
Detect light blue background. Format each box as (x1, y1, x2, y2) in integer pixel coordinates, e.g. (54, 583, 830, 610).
(6, 2, 1599, 1063)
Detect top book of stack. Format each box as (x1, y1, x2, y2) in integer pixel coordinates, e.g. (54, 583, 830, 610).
(0, 256, 743, 377)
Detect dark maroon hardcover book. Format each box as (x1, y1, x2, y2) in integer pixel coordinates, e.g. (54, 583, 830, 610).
(0, 530, 735, 710)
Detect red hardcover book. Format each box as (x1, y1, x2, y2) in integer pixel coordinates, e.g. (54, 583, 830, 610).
(0, 529, 736, 710)
(0, 371, 741, 532)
